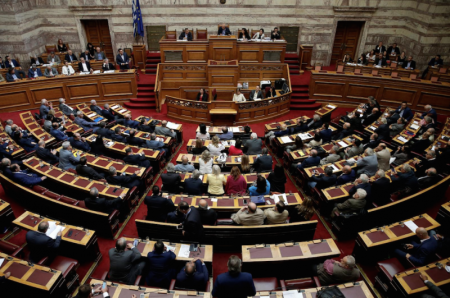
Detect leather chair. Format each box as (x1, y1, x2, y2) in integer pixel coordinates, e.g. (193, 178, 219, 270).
(196, 29, 207, 40)
(165, 30, 177, 40)
(215, 218, 234, 225)
(0, 239, 23, 257)
(50, 256, 79, 278)
(32, 185, 47, 194)
(253, 277, 279, 292)
(169, 279, 211, 292)
(99, 270, 142, 286)
(45, 45, 57, 54)
(280, 277, 317, 290)
(375, 257, 406, 295)
(43, 190, 61, 200)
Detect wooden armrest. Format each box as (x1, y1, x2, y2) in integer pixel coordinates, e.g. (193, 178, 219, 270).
(134, 275, 142, 286)
(11, 246, 24, 258)
(313, 276, 321, 287)
(169, 279, 176, 290)
(100, 270, 108, 280)
(109, 210, 120, 222)
(37, 256, 49, 265)
(280, 280, 287, 291)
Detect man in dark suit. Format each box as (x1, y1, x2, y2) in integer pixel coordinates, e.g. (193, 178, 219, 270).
(96, 121, 113, 138)
(70, 133, 91, 152)
(176, 258, 209, 291)
(390, 164, 418, 191)
(90, 99, 103, 115)
(76, 157, 105, 180)
(146, 240, 176, 288)
(6, 68, 23, 82)
(248, 86, 263, 101)
(50, 122, 69, 141)
(116, 48, 130, 69)
(109, 237, 146, 285)
(374, 53, 387, 67)
(102, 58, 115, 71)
(419, 274, 450, 298)
(347, 111, 363, 131)
(5, 56, 25, 74)
(244, 133, 262, 155)
(36, 140, 59, 165)
(179, 201, 204, 241)
(306, 114, 323, 130)
(385, 110, 400, 125)
(363, 133, 380, 150)
(111, 127, 128, 143)
(308, 166, 337, 190)
(403, 56, 416, 70)
(217, 24, 231, 36)
(13, 131, 38, 152)
(212, 255, 256, 298)
(28, 64, 43, 78)
(101, 103, 121, 123)
(296, 149, 320, 171)
(291, 117, 309, 134)
(85, 187, 122, 214)
(371, 170, 392, 204)
(11, 164, 46, 187)
(336, 165, 356, 185)
(179, 28, 193, 41)
(348, 174, 372, 198)
(80, 50, 94, 62)
(25, 221, 62, 263)
(422, 55, 444, 79)
(319, 123, 333, 143)
(126, 130, 145, 147)
(374, 41, 386, 54)
(138, 118, 155, 133)
(332, 122, 353, 140)
(411, 132, 432, 154)
(387, 43, 401, 56)
(144, 186, 175, 221)
(420, 104, 437, 123)
(123, 114, 139, 129)
(197, 199, 217, 226)
(394, 227, 438, 266)
(78, 57, 91, 72)
(64, 50, 78, 63)
(253, 148, 273, 173)
(374, 118, 390, 141)
(361, 108, 381, 126)
(161, 163, 182, 194)
(414, 150, 438, 177)
(417, 167, 440, 189)
(184, 170, 203, 195)
(123, 148, 151, 168)
(106, 166, 141, 189)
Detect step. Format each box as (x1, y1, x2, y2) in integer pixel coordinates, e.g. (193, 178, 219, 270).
(130, 97, 155, 103)
(291, 99, 316, 104)
(291, 94, 309, 99)
(147, 52, 161, 58)
(123, 102, 157, 109)
(290, 103, 322, 110)
(137, 84, 155, 88)
(288, 65, 299, 69)
(145, 64, 158, 69)
(137, 86, 155, 92)
(285, 53, 299, 59)
(292, 87, 309, 92)
(145, 69, 157, 74)
(146, 59, 161, 63)
(137, 92, 155, 97)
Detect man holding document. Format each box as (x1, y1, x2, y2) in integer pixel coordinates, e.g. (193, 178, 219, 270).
(26, 221, 63, 263)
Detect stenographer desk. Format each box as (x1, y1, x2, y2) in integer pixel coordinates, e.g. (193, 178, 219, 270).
(0, 70, 137, 113)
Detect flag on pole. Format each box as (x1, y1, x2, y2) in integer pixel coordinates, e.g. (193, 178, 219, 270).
(132, 0, 144, 38)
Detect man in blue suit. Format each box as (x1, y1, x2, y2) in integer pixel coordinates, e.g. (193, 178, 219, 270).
(420, 104, 437, 123)
(6, 68, 23, 82)
(394, 102, 413, 121)
(26, 221, 61, 263)
(348, 174, 372, 198)
(50, 123, 69, 141)
(102, 103, 124, 123)
(90, 100, 103, 115)
(74, 111, 100, 132)
(265, 124, 289, 142)
(111, 127, 128, 143)
(40, 99, 53, 120)
(175, 258, 209, 291)
(69, 133, 91, 152)
(296, 149, 321, 171)
(217, 24, 232, 36)
(291, 117, 309, 134)
(308, 166, 336, 190)
(212, 255, 256, 298)
(5, 56, 26, 78)
(11, 164, 46, 187)
(394, 227, 438, 266)
(116, 48, 130, 69)
(336, 165, 356, 185)
(123, 114, 139, 128)
(218, 127, 233, 140)
(146, 133, 167, 156)
(319, 122, 333, 143)
(146, 240, 176, 288)
(28, 64, 43, 78)
(13, 131, 38, 152)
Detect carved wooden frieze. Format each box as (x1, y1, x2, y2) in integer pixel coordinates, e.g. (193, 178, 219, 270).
(166, 98, 208, 109)
(237, 95, 289, 109)
(163, 65, 205, 71)
(241, 65, 282, 71)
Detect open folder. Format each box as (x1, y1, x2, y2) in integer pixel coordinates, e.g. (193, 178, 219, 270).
(45, 221, 65, 239)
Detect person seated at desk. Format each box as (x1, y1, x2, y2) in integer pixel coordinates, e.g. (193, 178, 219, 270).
(70, 133, 91, 152)
(308, 133, 323, 148)
(167, 206, 186, 224)
(249, 175, 271, 196)
(116, 48, 130, 69)
(56, 39, 67, 52)
(271, 27, 281, 40)
(184, 170, 203, 196)
(248, 85, 263, 101)
(422, 55, 445, 79)
(207, 165, 226, 196)
(361, 107, 381, 126)
(315, 256, 360, 286)
(126, 129, 145, 147)
(196, 123, 210, 140)
(421, 104, 437, 123)
(161, 163, 182, 194)
(40, 98, 53, 120)
(80, 50, 94, 62)
(62, 60, 75, 75)
(155, 120, 177, 139)
(5, 56, 26, 77)
(76, 156, 105, 180)
(108, 165, 142, 190)
(212, 255, 256, 298)
(101, 58, 115, 71)
(294, 149, 321, 171)
(392, 145, 410, 165)
(348, 174, 371, 197)
(179, 28, 193, 41)
(175, 155, 195, 173)
(85, 186, 123, 214)
(64, 50, 77, 63)
(217, 23, 231, 36)
(252, 28, 265, 40)
(207, 135, 225, 156)
(366, 50, 375, 61)
(342, 54, 353, 63)
(13, 131, 38, 153)
(253, 148, 273, 173)
(387, 42, 400, 56)
(342, 138, 363, 159)
(363, 96, 381, 114)
(374, 53, 387, 67)
(146, 133, 167, 156)
(30, 55, 45, 66)
(237, 28, 250, 40)
(286, 136, 306, 153)
(374, 41, 386, 54)
(320, 145, 341, 165)
(357, 54, 367, 65)
(58, 141, 80, 170)
(11, 164, 46, 187)
(264, 201, 288, 224)
(196, 88, 208, 101)
(123, 147, 151, 168)
(6, 68, 24, 82)
(417, 167, 440, 189)
(146, 240, 176, 288)
(94, 47, 106, 61)
(78, 57, 92, 72)
(319, 122, 332, 143)
(109, 237, 146, 285)
(218, 127, 233, 140)
(244, 133, 262, 155)
(74, 284, 110, 298)
(389, 117, 406, 138)
(232, 88, 246, 102)
(414, 150, 438, 177)
(144, 185, 175, 221)
(28, 64, 43, 78)
(49, 122, 68, 141)
(419, 274, 450, 298)
(265, 86, 276, 98)
(43, 65, 58, 77)
(231, 202, 265, 226)
(47, 52, 61, 64)
(307, 114, 323, 130)
(374, 118, 390, 142)
(26, 221, 61, 263)
(403, 56, 416, 70)
(123, 114, 139, 129)
(394, 227, 438, 266)
(396, 51, 406, 65)
(309, 166, 337, 190)
(137, 118, 155, 133)
(267, 163, 286, 193)
(394, 101, 414, 121)
(225, 166, 246, 195)
(192, 139, 208, 155)
(331, 188, 367, 218)
(336, 165, 356, 185)
(110, 127, 127, 143)
(176, 258, 209, 291)
(390, 163, 418, 192)
(90, 99, 103, 115)
(355, 148, 378, 176)
(227, 138, 242, 156)
(36, 140, 59, 165)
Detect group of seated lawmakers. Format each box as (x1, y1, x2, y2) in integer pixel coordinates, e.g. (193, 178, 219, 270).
(196, 85, 278, 103)
(340, 40, 444, 78)
(0, 45, 132, 82)
(178, 25, 283, 41)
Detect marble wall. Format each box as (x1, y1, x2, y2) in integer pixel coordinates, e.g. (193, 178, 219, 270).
(0, 0, 449, 71)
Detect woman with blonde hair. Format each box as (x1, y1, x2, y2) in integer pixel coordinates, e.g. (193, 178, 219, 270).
(225, 166, 247, 195)
(293, 197, 315, 222)
(207, 135, 225, 156)
(207, 165, 226, 196)
(199, 150, 213, 174)
(240, 155, 251, 173)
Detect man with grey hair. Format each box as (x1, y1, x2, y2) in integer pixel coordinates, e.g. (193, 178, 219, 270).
(391, 163, 418, 191)
(331, 188, 367, 218)
(108, 237, 145, 285)
(371, 169, 391, 204)
(307, 113, 323, 129)
(39, 98, 53, 120)
(197, 198, 217, 225)
(101, 103, 123, 123)
(90, 99, 103, 115)
(417, 167, 440, 189)
(315, 255, 360, 285)
(356, 147, 378, 176)
(102, 58, 114, 71)
(0, 158, 13, 178)
(4, 119, 14, 135)
(253, 148, 272, 173)
(389, 117, 406, 137)
(58, 98, 76, 117)
(244, 132, 262, 155)
(161, 162, 182, 194)
(343, 138, 363, 159)
(421, 104, 437, 123)
(106, 165, 142, 189)
(36, 140, 59, 165)
(184, 169, 203, 196)
(154, 120, 177, 139)
(58, 141, 80, 170)
(414, 150, 438, 177)
(348, 174, 371, 198)
(28, 63, 43, 78)
(146, 133, 166, 153)
(309, 165, 337, 190)
(320, 145, 341, 165)
(374, 117, 390, 141)
(74, 110, 100, 132)
(212, 255, 256, 297)
(44, 65, 58, 78)
(124, 114, 139, 129)
(333, 122, 352, 140)
(175, 155, 195, 173)
(85, 186, 123, 214)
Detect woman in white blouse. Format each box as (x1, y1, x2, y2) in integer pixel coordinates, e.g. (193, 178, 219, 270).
(199, 150, 213, 174)
(366, 50, 375, 61)
(232, 89, 246, 102)
(62, 61, 75, 75)
(207, 135, 225, 156)
(252, 28, 265, 40)
(196, 123, 210, 140)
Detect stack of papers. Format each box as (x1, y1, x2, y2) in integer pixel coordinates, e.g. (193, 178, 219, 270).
(271, 193, 288, 205)
(118, 109, 127, 113)
(231, 127, 240, 132)
(167, 122, 179, 129)
(155, 137, 163, 142)
(221, 141, 228, 146)
(178, 244, 191, 258)
(106, 141, 114, 147)
(45, 221, 65, 240)
(0, 258, 4, 267)
(404, 220, 419, 233)
(327, 105, 336, 109)
(330, 164, 340, 172)
(281, 136, 292, 143)
(347, 158, 356, 164)
(410, 124, 419, 130)
(282, 290, 303, 298)
(370, 126, 376, 130)
(104, 70, 115, 73)
(338, 141, 349, 148)
(111, 105, 119, 109)
(87, 113, 97, 118)
(298, 133, 310, 140)
(93, 70, 101, 74)
(389, 157, 396, 164)
(398, 136, 409, 143)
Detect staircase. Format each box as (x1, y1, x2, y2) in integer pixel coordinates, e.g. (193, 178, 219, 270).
(123, 52, 160, 109)
(285, 53, 300, 75)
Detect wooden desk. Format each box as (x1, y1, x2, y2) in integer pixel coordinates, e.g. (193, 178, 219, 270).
(197, 125, 250, 135)
(336, 62, 419, 78)
(391, 115, 423, 146)
(14, 211, 100, 261)
(265, 116, 309, 132)
(0, 200, 15, 233)
(178, 172, 269, 187)
(110, 124, 172, 146)
(175, 153, 256, 167)
(135, 116, 183, 132)
(19, 112, 55, 144)
(275, 125, 339, 147)
(363, 108, 392, 134)
(309, 71, 450, 116)
(0, 129, 24, 158)
(75, 103, 106, 123)
(0, 70, 137, 113)
(436, 201, 450, 229)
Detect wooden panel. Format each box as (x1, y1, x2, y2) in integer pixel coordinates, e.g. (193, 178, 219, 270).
(211, 75, 234, 86)
(279, 26, 299, 52)
(332, 21, 364, 62)
(347, 84, 380, 100)
(31, 87, 65, 103)
(418, 92, 450, 110)
(102, 81, 133, 97)
(300, 46, 313, 70)
(313, 82, 344, 97)
(67, 83, 100, 99)
(186, 72, 207, 79)
(381, 87, 415, 104)
(163, 72, 184, 79)
(83, 20, 114, 61)
(239, 51, 259, 62)
(0, 90, 30, 109)
(186, 50, 207, 62)
(132, 44, 146, 68)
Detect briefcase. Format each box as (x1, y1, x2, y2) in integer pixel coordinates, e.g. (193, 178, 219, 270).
(316, 286, 345, 298)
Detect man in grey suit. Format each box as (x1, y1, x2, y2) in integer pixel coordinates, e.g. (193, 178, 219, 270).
(331, 188, 367, 218)
(375, 143, 391, 171)
(154, 120, 177, 139)
(94, 47, 106, 61)
(58, 141, 80, 170)
(342, 138, 363, 159)
(320, 145, 341, 165)
(109, 237, 146, 285)
(356, 148, 378, 176)
(244, 133, 262, 155)
(389, 117, 406, 137)
(58, 98, 76, 117)
(44, 65, 58, 77)
(46, 52, 61, 64)
(74, 111, 100, 132)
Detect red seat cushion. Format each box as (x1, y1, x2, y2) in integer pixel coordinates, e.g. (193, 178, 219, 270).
(253, 277, 278, 292)
(0, 239, 20, 255)
(77, 200, 86, 208)
(43, 191, 61, 200)
(58, 196, 77, 204)
(197, 32, 207, 39)
(284, 278, 315, 289)
(50, 256, 78, 278)
(32, 185, 47, 194)
(377, 258, 405, 281)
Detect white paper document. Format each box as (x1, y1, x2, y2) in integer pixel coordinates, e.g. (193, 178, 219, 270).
(87, 113, 97, 118)
(410, 124, 419, 130)
(390, 157, 396, 164)
(357, 109, 363, 113)
(299, 133, 311, 140)
(271, 193, 287, 205)
(221, 141, 228, 146)
(346, 158, 356, 164)
(370, 126, 376, 130)
(111, 105, 119, 109)
(211, 198, 218, 202)
(327, 105, 336, 109)
(178, 244, 191, 258)
(338, 141, 349, 148)
(45, 221, 65, 239)
(118, 109, 127, 113)
(167, 122, 179, 130)
(0, 258, 4, 267)
(398, 136, 409, 143)
(104, 70, 115, 73)
(330, 164, 340, 172)
(231, 127, 240, 132)
(283, 290, 303, 298)
(281, 136, 292, 143)
(93, 70, 101, 74)
(165, 245, 176, 252)
(404, 220, 419, 233)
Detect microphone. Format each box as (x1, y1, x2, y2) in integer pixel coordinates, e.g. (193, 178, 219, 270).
(274, 240, 295, 247)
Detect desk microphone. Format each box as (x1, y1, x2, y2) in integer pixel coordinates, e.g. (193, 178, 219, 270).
(274, 240, 295, 247)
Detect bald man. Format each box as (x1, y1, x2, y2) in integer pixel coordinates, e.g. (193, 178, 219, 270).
(26, 221, 62, 263)
(175, 258, 209, 291)
(197, 199, 217, 225)
(174, 155, 195, 172)
(336, 165, 356, 185)
(36, 140, 59, 165)
(109, 237, 145, 285)
(394, 227, 438, 266)
(231, 202, 265, 226)
(69, 132, 91, 151)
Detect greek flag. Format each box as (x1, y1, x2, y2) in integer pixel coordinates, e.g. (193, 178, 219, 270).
(132, 0, 144, 38)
